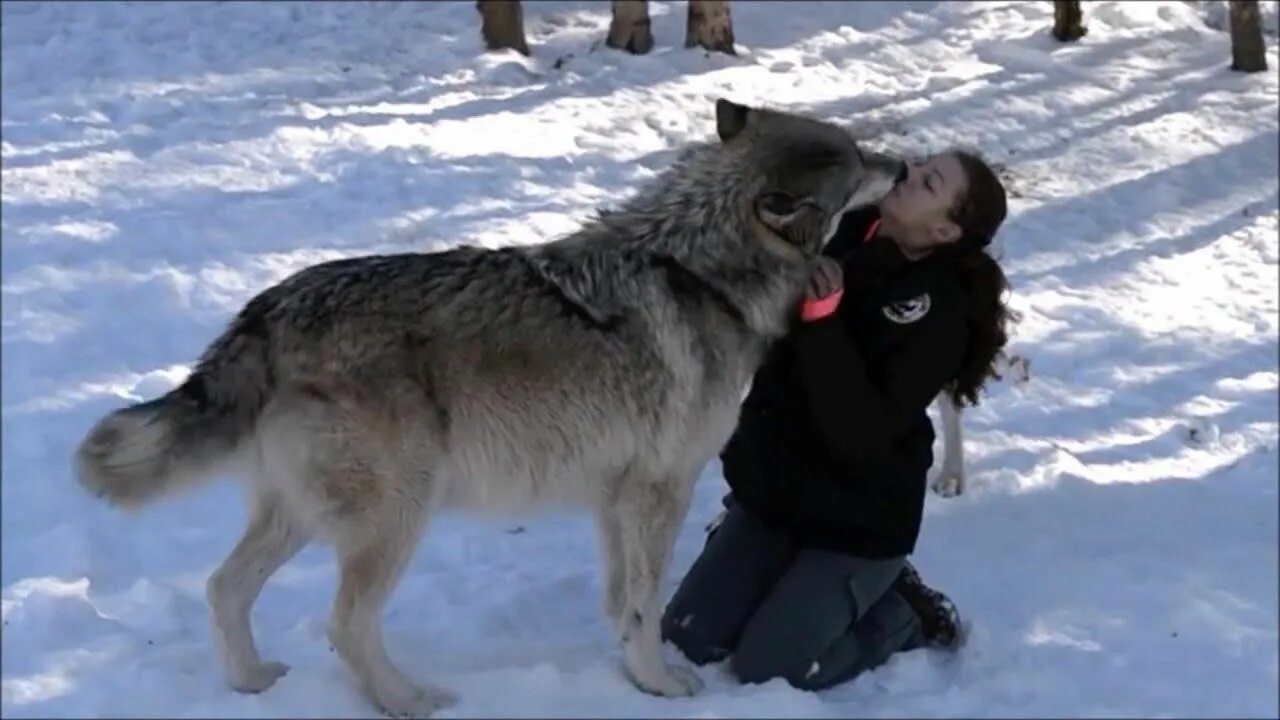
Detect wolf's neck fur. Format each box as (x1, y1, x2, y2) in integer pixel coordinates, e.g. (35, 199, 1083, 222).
(537, 142, 804, 339)
(608, 143, 754, 252)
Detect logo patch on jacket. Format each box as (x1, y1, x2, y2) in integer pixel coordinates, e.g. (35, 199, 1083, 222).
(883, 293, 931, 324)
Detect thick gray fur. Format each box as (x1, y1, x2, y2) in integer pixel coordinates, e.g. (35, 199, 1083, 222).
(73, 98, 903, 717)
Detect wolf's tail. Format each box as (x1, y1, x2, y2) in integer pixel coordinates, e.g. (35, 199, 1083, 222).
(74, 298, 276, 508)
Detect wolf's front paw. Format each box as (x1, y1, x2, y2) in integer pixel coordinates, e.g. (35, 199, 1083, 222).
(229, 661, 289, 694)
(375, 683, 458, 718)
(931, 469, 965, 497)
(631, 662, 703, 697)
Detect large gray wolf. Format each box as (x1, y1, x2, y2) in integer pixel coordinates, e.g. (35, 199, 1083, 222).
(73, 98, 904, 717)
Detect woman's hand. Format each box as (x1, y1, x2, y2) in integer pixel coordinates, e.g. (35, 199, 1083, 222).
(806, 258, 844, 300)
(801, 258, 844, 322)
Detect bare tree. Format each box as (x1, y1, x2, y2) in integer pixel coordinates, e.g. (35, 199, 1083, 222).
(477, 0, 529, 56)
(1052, 0, 1087, 42)
(686, 0, 735, 56)
(607, 0, 655, 55)
(1229, 0, 1268, 72)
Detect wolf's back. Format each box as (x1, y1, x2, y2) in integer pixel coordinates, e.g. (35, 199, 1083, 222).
(74, 293, 277, 508)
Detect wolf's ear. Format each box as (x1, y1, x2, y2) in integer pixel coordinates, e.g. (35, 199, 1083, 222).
(715, 98, 751, 142)
(756, 191, 822, 241)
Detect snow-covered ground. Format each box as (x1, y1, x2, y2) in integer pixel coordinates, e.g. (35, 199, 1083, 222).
(2, 1, 1277, 717)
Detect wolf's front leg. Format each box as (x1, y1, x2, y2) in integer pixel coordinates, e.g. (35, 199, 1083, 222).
(609, 476, 703, 697)
(597, 510, 628, 631)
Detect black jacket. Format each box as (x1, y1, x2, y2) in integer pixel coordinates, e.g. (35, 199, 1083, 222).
(720, 208, 969, 559)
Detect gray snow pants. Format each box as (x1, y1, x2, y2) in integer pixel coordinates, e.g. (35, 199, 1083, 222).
(661, 498, 926, 690)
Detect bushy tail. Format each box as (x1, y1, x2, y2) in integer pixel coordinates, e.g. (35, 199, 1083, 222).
(75, 298, 276, 508)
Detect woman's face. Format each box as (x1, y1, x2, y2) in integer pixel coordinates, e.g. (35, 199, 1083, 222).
(878, 152, 969, 255)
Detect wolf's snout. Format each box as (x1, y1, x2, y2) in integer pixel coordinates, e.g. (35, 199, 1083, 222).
(893, 161, 909, 188)
(844, 153, 907, 211)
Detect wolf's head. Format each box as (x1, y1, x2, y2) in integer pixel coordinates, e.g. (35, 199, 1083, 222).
(579, 99, 905, 339)
(714, 98, 905, 258)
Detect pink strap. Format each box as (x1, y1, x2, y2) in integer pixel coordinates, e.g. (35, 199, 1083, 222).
(801, 289, 844, 322)
(863, 218, 882, 243)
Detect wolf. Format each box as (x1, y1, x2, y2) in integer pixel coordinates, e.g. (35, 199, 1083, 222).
(73, 98, 905, 717)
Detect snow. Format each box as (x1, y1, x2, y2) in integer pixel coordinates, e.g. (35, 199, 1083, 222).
(2, 0, 1277, 717)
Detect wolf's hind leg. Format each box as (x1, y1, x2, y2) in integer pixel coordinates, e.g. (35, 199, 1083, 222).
(207, 489, 312, 693)
(327, 493, 455, 717)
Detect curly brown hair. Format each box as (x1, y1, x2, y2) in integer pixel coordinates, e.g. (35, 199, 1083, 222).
(944, 150, 1013, 408)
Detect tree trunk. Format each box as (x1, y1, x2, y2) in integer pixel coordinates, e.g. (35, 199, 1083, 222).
(1229, 0, 1268, 72)
(686, 0, 735, 56)
(477, 0, 529, 56)
(1052, 1, 1087, 42)
(607, 0, 654, 55)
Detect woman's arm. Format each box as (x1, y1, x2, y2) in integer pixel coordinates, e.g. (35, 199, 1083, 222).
(793, 285, 966, 473)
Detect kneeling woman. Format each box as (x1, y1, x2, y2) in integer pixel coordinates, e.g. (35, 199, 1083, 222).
(661, 150, 1011, 690)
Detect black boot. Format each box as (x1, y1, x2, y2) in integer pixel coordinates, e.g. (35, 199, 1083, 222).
(892, 561, 964, 650)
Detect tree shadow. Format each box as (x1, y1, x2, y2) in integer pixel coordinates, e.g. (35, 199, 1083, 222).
(907, 464, 1276, 716)
(672, 440, 1278, 715)
(967, 333, 1277, 479)
(1004, 133, 1279, 286)
(0, 1, 942, 176)
(0, 141, 679, 412)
